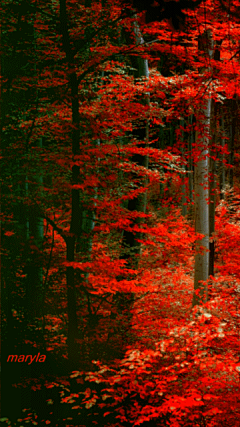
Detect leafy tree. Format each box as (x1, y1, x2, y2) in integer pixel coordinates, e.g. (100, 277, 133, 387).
(1, 0, 240, 425)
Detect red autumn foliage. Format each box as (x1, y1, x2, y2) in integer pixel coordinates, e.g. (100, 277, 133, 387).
(1, 0, 240, 426)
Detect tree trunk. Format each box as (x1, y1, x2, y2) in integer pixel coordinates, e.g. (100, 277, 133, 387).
(60, 0, 81, 366)
(209, 104, 217, 277)
(121, 23, 149, 257)
(60, 0, 97, 367)
(119, 19, 149, 269)
(115, 19, 149, 348)
(228, 99, 237, 188)
(25, 137, 44, 319)
(193, 30, 213, 308)
(188, 115, 194, 221)
(180, 119, 187, 217)
(208, 42, 222, 278)
(193, 106, 210, 307)
(66, 235, 78, 366)
(219, 117, 226, 200)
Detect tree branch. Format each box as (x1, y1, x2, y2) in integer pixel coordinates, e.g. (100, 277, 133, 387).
(43, 215, 67, 241)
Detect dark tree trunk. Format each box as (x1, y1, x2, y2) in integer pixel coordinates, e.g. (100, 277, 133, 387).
(228, 99, 237, 188)
(66, 236, 79, 366)
(60, 0, 96, 367)
(122, 19, 149, 264)
(115, 20, 149, 353)
(60, 0, 81, 367)
(180, 119, 187, 217)
(188, 115, 194, 221)
(219, 117, 226, 200)
(209, 104, 217, 277)
(25, 138, 44, 319)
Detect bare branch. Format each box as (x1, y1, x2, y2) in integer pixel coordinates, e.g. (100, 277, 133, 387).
(43, 215, 67, 241)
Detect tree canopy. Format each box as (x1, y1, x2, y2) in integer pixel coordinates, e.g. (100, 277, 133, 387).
(1, 0, 240, 426)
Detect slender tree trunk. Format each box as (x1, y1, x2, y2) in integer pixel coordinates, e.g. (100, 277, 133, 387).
(209, 104, 217, 277)
(116, 19, 149, 346)
(66, 235, 78, 365)
(25, 137, 44, 319)
(60, 0, 81, 366)
(193, 30, 213, 308)
(60, 0, 96, 366)
(119, 20, 149, 270)
(180, 119, 187, 216)
(23, 21, 44, 319)
(188, 115, 194, 221)
(209, 40, 221, 279)
(122, 26, 149, 253)
(219, 117, 226, 200)
(228, 99, 237, 188)
(193, 105, 210, 307)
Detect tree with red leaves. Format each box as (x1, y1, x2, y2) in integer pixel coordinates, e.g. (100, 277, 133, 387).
(1, 0, 240, 425)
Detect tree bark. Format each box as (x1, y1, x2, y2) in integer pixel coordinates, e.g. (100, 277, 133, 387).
(228, 99, 237, 188)
(193, 30, 214, 308)
(60, 0, 97, 366)
(209, 104, 217, 277)
(60, 0, 81, 366)
(25, 137, 44, 319)
(193, 106, 210, 307)
(115, 18, 149, 348)
(219, 117, 226, 200)
(209, 41, 221, 279)
(180, 119, 187, 217)
(188, 115, 194, 221)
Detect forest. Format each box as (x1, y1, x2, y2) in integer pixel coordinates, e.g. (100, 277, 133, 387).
(1, 0, 240, 426)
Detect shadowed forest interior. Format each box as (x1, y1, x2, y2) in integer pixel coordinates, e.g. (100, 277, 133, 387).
(1, 0, 240, 426)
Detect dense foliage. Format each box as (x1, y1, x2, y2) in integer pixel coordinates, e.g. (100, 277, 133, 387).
(1, 0, 240, 425)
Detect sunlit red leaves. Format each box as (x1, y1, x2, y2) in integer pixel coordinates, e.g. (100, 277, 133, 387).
(2, 0, 240, 425)
(214, 202, 240, 278)
(65, 327, 239, 425)
(64, 257, 149, 293)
